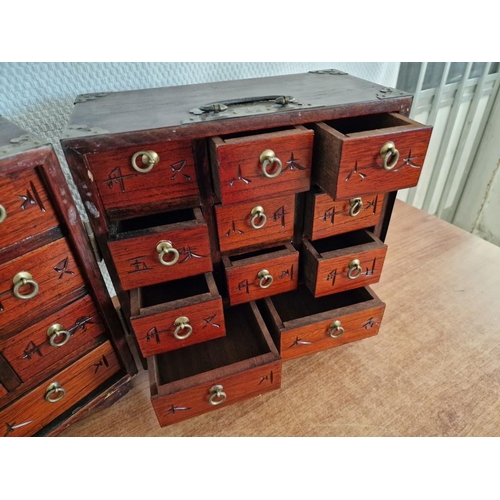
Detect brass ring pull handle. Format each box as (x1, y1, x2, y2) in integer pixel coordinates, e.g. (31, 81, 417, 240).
(328, 320, 345, 339)
(349, 198, 363, 217)
(12, 272, 39, 300)
(250, 206, 267, 230)
(44, 381, 66, 403)
(131, 150, 160, 173)
(347, 259, 362, 280)
(156, 240, 180, 266)
(209, 384, 227, 406)
(0, 204, 6, 223)
(47, 324, 72, 347)
(380, 141, 400, 171)
(257, 269, 274, 289)
(259, 149, 283, 179)
(173, 316, 193, 340)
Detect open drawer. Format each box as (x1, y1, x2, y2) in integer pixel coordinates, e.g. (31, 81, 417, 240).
(130, 273, 225, 357)
(302, 229, 387, 297)
(209, 125, 313, 205)
(108, 207, 212, 290)
(259, 285, 385, 361)
(222, 243, 299, 305)
(149, 301, 281, 427)
(311, 113, 432, 200)
(303, 187, 385, 240)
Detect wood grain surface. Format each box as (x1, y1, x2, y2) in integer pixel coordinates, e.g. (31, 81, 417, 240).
(56, 201, 500, 436)
(303, 190, 385, 240)
(215, 194, 295, 253)
(312, 114, 432, 200)
(209, 126, 313, 205)
(0, 167, 59, 253)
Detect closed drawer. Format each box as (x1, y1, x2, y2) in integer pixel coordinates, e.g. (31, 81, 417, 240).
(108, 207, 212, 290)
(223, 243, 299, 306)
(304, 188, 385, 240)
(0, 295, 105, 382)
(312, 113, 432, 200)
(0, 341, 120, 437)
(0, 238, 86, 337)
(215, 194, 295, 253)
(209, 125, 313, 205)
(0, 168, 59, 251)
(130, 273, 225, 357)
(260, 285, 385, 361)
(149, 301, 281, 427)
(86, 140, 199, 212)
(302, 230, 387, 297)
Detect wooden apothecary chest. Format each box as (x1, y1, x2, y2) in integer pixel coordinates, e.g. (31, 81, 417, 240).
(61, 70, 432, 427)
(0, 117, 137, 436)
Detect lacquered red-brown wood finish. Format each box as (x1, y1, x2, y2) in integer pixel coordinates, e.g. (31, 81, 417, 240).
(0, 384, 6, 398)
(312, 114, 432, 200)
(0, 341, 120, 437)
(209, 126, 313, 205)
(0, 168, 58, 252)
(302, 232, 388, 297)
(0, 295, 105, 381)
(108, 223, 212, 290)
(304, 190, 385, 240)
(86, 139, 199, 212)
(0, 238, 86, 337)
(215, 194, 295, 253)
(260, 286, 385, 361)
(223, 244, 299, 305)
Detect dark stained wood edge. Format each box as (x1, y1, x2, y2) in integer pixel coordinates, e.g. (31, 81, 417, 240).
(61, 97, 414, 153)
(0, 353, 22, 391)
(39, 149, 137, 376)
(374, 190, 397, 242)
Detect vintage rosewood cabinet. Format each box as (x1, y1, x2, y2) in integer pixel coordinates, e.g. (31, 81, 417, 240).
(61, 70, 432, 427)
(0, 116, 137, 437)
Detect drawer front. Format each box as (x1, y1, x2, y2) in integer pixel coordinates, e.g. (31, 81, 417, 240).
(0, 168, 59, 250)
(151, 360, 281, 427)
(209, 126, 313, 205)
(304, 192, 385, 240)
(109, 225, 212, 290)
(224, 246, 299, 306)
(0, 383, 6, 398)
(86, 140, 199, 211)
(0, 238, 86, 336)
(275, 301, 385, 361)
(303, 235, 387, 297)
(215, 194, 295, 253)
(131, 296, 225, 357)
(0, 341, 120, 437)
(0, 295, 105, 382)
(313, 115, 432, 200)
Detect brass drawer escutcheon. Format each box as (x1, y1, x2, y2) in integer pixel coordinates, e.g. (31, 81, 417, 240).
(156, 240, 180, 266)
(131, 150, 160, 173)
(380, 141, 400, 171)
(47, 323, 72, 347)
(209, 384, 227, 406)
(257, 269, 274, 289)
(12, 271, 39, 300)
(44, 381, 66, 403)
(328, 320, 345, 339)
(0, 204, 6, 223)
(349, 198, 363, 217)
(347, 259, 362, 280)
(173, 316, 193, 340)
(259, 149, 282, 179)
(250, 206, 267, 230)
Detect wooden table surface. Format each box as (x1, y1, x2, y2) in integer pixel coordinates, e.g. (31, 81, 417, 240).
(59, 200, 500, 437)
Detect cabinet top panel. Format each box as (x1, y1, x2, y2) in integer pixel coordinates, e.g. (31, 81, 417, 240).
(61, 70, 412, 143)
(0, 116, 47, 160)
